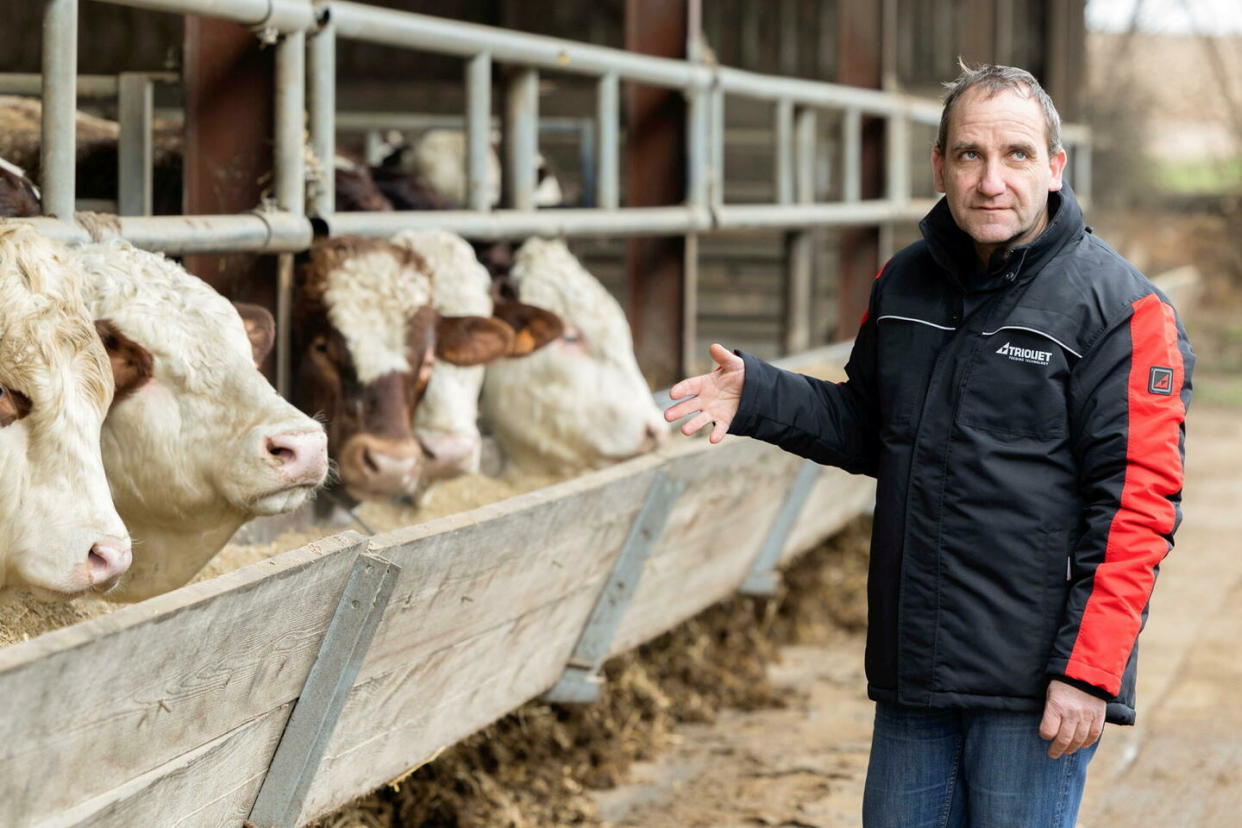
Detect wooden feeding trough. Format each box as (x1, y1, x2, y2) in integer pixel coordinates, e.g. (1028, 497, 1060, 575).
(0, 345, 874, 827)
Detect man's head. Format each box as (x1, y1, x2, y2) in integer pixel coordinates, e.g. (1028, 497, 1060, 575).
(931, 62, 1068, 265)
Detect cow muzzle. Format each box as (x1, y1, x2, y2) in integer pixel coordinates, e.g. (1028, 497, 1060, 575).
(266, 428, 330, 488)
(338, 434, 423, 500)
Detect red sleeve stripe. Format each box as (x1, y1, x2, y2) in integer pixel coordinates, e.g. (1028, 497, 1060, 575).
(857, 262, 889, 327)
(1066, 294, 1186, 695)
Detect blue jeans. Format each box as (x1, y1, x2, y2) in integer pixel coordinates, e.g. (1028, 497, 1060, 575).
(862, 702, 1098, 827)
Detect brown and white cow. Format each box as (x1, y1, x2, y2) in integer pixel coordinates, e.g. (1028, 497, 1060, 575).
(481, 237, 668, 472)
(0, 224, 131, 598)
(392, 229, 562, 482)
(68, 239, 329, 600)
(293, 236, 514, 502)
(0, 157, 41, 218)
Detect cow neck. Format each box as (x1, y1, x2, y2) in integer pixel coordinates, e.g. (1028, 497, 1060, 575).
(920, 183, 1084, 296)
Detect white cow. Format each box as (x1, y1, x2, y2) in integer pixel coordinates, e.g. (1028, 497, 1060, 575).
(389, 129, 564, 208)
(69, 239, 329, 600)
(481, 237, 668, 473)
(0, 225, 131, 598)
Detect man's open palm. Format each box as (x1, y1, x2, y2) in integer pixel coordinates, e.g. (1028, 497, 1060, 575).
(664, 343, 745, 444)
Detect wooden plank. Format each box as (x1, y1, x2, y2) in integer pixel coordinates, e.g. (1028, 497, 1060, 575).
(0, 532, 368, 826)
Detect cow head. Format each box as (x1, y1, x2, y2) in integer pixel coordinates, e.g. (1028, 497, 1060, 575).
(70, 239, 329, 600)
(482, 238, 669, 472)
(0, 226, 131, 599)
(295, 236, 513, 501)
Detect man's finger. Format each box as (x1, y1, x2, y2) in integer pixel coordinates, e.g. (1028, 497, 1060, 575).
(1038, 705, 1061, 742)
(708, 342, 741, 371)
(664, 394, 703, 423)
(681, 410, 714, 437)
(709, 418, 729, 444)
(1048, 714, 1077, 759)
(1086, 715, 1105, 748)
(668, 374, 703, 403)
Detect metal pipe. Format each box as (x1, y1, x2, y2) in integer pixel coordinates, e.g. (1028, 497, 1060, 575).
(41, 0, 78, 219)
(774, 98, 794, 205)
(276, 253, 294, 398)
(686, 87, 709, 208)
(716, 199, 933, 230)
(842, 108, 861, 202)
(19, 213, 313, 253)
(329, 2, 710, 90)
(1074, 144, 1093, 207)
(504, 68, 538, 211)
(117, 73, 154, 216)
(0, 72, 170, 97)
(323, 206, 714, 239)
(719, 67, 938, 118)
(332, 111, 590, 133)
(709, 85, 724, 208)
(794, 107, 816, 204)
(596, 73, 619, 210)
(885, 112, 910, 206)
(308, 9, 336, 218)
(466, 53, 493, 212)
(99, 0, 313, 34)
(275, 30, 306, 215)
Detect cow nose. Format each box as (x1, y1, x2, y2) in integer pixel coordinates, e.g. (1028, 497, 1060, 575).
(340, 434, 422, 499)
(266, 429, 329, 486)
(418, 431, 481, 479)
(640, 422, 668, 454)
(88, 539, 132, 587)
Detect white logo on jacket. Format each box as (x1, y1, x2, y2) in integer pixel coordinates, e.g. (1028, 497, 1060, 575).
(995, 341, 1052, 366)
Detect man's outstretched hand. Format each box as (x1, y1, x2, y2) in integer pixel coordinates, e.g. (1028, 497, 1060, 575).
(664, 344, 745, 444)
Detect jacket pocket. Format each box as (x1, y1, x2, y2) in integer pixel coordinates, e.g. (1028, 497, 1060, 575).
(876, 316, 948, 428)
(956, 343, 1069, 439)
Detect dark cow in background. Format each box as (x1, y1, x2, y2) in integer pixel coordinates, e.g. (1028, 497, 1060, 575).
(0, 158, 40, 217)
(293, 236, 515, 502)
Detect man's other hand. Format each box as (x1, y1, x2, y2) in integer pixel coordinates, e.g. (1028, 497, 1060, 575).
(664, 344, 745, 444)
(1039, 679, 1106, 759)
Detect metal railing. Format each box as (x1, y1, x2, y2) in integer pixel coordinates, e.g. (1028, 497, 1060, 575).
(11, 0, 1092, 365)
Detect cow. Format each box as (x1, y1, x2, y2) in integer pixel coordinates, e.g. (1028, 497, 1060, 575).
(392, 229, 562, 482)
(373, 129, 564, 210)
(481, 237, 669, 473)
(68, 239, 329, 601)
(293, 235, 515, 502)
(0, 157, 41, 218)
(0, 224, 131, 599)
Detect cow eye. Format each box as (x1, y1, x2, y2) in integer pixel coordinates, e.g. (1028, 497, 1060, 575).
(562, 331, 582, 344)
(312, 336, 330, 355)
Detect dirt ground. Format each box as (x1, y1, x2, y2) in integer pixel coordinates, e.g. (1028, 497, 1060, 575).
(594, 392, 1242, 827)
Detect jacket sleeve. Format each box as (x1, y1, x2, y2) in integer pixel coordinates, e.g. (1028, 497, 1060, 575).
(1047, 292, 1194, 697)
(727, 289, 882, 477)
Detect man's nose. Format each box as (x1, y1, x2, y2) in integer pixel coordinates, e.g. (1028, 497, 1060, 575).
(977, 160, 1005, 196)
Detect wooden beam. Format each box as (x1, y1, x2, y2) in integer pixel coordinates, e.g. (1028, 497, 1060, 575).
(182, 19, 277, 378)
(624, 0, 688, 388)
(836, 0, 884, 340)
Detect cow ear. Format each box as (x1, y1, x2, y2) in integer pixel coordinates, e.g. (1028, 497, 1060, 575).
(233, 302, 276, 367)
(435, 315, 516, 366)
(491, 300, 564, 357)
(95, 319, 154, 403)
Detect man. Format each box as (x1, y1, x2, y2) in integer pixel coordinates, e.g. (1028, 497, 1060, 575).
(665, 63, 1194, 826)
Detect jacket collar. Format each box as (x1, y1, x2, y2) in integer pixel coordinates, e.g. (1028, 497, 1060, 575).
(919, 183, 1084, 293)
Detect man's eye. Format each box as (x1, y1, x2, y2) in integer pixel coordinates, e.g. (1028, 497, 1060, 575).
(961, 151, 978, 161)
(1013, 150, 1028, 160)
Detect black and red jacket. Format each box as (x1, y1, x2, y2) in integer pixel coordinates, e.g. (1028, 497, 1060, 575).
(729, 186, 1193, 724)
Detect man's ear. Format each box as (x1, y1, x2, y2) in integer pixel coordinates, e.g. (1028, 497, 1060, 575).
(1048, 148, 1068, 192)
(435, 315, 516, 366)
(233, 302, 276, 367)
(931, 146, 946, 194)
(95, 319, 154, 403)
(491, 300, 564, 357)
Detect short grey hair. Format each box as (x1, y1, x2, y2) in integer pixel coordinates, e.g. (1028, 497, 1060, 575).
(936, 60, 1063, 156)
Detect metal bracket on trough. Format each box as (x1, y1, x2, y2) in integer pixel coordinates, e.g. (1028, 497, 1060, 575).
(740, 458, 821, 596)
(247, 551, 401, 828)
(544, 471, 686, 704)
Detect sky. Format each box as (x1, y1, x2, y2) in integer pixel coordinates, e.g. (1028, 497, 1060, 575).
(1087, 0, 1242, 34)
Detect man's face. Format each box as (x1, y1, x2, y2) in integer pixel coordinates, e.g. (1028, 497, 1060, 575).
(932, 87, 1068, 264)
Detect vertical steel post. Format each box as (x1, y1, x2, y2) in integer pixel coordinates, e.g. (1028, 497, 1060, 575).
(309, 10, 336, 219)
(504, 67, 539, 211)
(842, 108, 861, 202)
(709, 84, 724, 209)
(41, 0, 78, 218)
(596, 72, 619, 210)
(466, 52, 493, 212)
(684, 0, 706, 374)
(275, 30, 305, 400)
(885, 110, 909, 207)
(118, 73, 154, 217)
(274, 30, 305, 216)
(774, 98, 794, 206)
(784, 106, 816, 354)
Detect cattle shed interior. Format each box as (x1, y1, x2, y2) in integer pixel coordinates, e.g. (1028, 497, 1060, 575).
(0, 0, 1086, 385)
